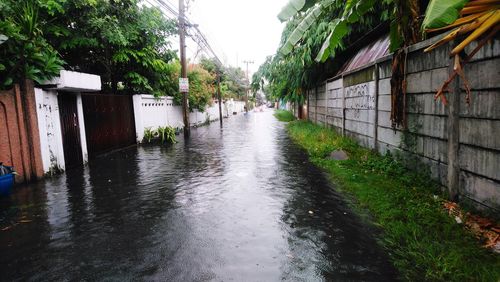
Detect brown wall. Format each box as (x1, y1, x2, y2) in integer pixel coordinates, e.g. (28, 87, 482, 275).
(0, 81, 44, 183)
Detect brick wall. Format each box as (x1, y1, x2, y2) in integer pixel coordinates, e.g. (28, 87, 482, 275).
(0, 81, 44, 183)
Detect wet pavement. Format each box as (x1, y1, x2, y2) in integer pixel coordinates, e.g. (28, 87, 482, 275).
(0, 110, 397, 281)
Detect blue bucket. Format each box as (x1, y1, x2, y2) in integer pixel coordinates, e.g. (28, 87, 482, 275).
(0, 165, 15, 196)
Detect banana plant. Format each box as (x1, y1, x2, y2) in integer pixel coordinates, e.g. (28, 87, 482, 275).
(422, 0, 470, 29)
(278, 0, 313, 22)
(278, 0, 377, 62)
(280, 5, 323, 55)
(316, 0, 376, 62)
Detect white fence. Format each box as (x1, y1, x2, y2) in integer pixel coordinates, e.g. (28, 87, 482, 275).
(133, 94, 246, 142)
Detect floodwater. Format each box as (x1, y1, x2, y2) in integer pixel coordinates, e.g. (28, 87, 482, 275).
(0, 110, 397, 281)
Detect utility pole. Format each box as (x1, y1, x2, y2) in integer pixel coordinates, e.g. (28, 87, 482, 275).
(179, 0, 190, 137)
(243, 60, 254, 112)
(217, 72, 223, 127)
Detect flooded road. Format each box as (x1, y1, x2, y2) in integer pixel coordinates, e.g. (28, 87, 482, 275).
(0, 110, 396, 281)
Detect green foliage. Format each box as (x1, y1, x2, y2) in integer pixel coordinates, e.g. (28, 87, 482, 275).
(0, 0, 65, 88)
(47, 0, 177, 94)
(143, 126, 176, 144)
(0, 0, 178, 93)
(287, 120, 500, 281)
(157, 126, 176, 144)
(143, 127, 156, 143)
(281, 5, 322, 55)
(199, 56, 247, 100)
(273, 110, 296, 122)
(422, 0, 469, 30)
(221, 65, 247, 99)
(278, 0, 307, 22)
(186, 65, 215, 112)
(277, 0, 380, 62)
(316, 0, 376, 62)
(253, 0, 390, 104)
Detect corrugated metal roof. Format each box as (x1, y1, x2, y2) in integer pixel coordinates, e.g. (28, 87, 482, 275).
(338, 35, 390, 74)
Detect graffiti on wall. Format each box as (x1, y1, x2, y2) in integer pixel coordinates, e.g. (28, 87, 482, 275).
(344, 83, 374, 119)
(345, 83, 375, 110)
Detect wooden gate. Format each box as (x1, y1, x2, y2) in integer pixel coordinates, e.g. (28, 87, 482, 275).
(82, 94, 136, 158)
(58, 93, 83, 168)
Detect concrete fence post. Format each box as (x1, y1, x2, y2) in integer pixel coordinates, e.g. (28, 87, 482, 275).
(324, 83, 328, 126)
(447, 56, 460, 201)
(374, 64, 380, 151)
(315, 86, 318, 124)
(132, 95, 144, 143)
(341, 75, 346, 136)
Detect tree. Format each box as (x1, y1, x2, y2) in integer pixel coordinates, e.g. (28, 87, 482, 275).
(0, 0, 180, 95)
(48, 0, 178, 95)
(254, 0, 425, 127)
(0, 0, 65, 89)
(222, 66, 247, 99)
(185, 64, 215, 112)
(199, 56, 247, 100)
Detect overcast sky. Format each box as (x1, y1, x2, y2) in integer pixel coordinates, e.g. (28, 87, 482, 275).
(184, 0, 288, 76)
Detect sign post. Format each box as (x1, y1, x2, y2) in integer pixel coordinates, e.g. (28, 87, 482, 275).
(179, 78, 189, 93)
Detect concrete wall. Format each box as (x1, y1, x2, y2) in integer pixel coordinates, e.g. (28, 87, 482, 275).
(133, 94, 246, 143)
(34, 88, 66, 173)
(308, 37, 500, 210)
(34, 70, 98, 174)
(34, 89, 89, 174)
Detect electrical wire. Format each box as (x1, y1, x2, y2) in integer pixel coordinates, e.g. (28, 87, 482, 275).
(146, 0, 246, 86)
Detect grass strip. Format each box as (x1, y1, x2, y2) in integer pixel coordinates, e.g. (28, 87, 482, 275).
(285, 119, 500, 281)
(274, 109, 296, 122)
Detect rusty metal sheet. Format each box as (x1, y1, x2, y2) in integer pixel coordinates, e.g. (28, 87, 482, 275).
(339, 35, 390, 74)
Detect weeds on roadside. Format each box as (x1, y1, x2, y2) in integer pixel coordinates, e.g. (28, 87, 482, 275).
(274, 110, 296, 122)
(286, 120, 500, 281)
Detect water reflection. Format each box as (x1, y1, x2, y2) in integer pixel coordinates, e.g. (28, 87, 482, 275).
(0, 110, 397, 281)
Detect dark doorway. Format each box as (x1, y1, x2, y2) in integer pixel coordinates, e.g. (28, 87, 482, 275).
(58, 93, 83, 168)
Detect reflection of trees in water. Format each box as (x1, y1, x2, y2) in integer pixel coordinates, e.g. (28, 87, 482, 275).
(276, 136, 396, 281)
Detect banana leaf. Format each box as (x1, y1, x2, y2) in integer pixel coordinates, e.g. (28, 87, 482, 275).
(281, 6, 322, 55)
(278, 0, 319, 22)
(315, 19, 348, 62)
(422, 0, 469, 30)
(278, 0, 307, 22)
(315, 0, 374, 62)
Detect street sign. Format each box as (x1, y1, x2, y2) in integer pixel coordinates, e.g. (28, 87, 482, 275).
(179, 78, 189, 93)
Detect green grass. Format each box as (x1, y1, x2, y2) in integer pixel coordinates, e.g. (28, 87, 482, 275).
(274, 109, 296, 122)
(286, 120, 500, 282)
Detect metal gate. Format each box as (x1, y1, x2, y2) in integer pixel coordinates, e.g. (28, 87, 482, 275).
(58, 93, 84, 168)
(82, 94, 136, 158)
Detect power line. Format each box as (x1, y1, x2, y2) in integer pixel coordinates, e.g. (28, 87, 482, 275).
(146, 0, 246, 87)
(149, 0, 222, 65)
